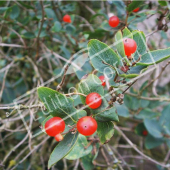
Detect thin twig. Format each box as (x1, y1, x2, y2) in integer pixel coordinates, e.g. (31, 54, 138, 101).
(101, 147, 110, 166)
(0, 104, 43, 110)
(36, 1, 45, 59)
(73, 159, 80, 170)
(127, 92, 170, 101)
(140, 60, 170, 94)
(65, 93, 87, 97)
(122, 79, 137, 94)
(56, 55, 74, 91)
(146, 29, 158, 37)
(0, 61, 14, 102)
(0, 43, 25, 48)
(115, 125, 170, 168)
(102, 61, 119, 82)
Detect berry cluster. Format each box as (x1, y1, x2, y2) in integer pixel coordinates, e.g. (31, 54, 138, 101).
(45, 10, 140, 142)
(45, 92, 103, 141)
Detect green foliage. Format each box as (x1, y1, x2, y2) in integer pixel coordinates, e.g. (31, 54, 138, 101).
(48, 132, 79, 168)
(38, 87, 85, 124)
(88, 39, 120, 73)
(126, 1, 143, 12)
(137, 47, 170, 66)
(144, 119, 163, 138)
(115, 30, 126, 58)
(158, 1, 168, 6)
(145, 135, 164, 149)
(135, 123, 146, 136)
(1, 1, 170, 169)
(65, 134, 93, 160)
(95, 107, 119, 122)
(97, 121, 114, 144)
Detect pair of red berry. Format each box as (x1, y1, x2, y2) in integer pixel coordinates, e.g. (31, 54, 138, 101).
(45, 116, 98, 140)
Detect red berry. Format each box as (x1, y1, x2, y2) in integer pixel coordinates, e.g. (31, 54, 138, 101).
(63, 14, 71, 23)
(99, 75, 106, 86)
(86, 92, 102, 109)
(77, 116, 97, 136)
(123, 38, 137, 56)
(45, 117, 65, 137)
(120, 66, 129, 73)
(142, 130, 148, 136)
(133, 8, 140, 12)
(109, 16, 119, 28)
(55, 133, 64, 142)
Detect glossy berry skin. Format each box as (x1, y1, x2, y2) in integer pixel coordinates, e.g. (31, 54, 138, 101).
(123, 38, 137, 57)
(45, 117, 65, 137)
(133, 8, 140, 12)
(109, 16, 119, 28)
(77, 116, 97, 136)
(99, 75, 106, 87)
(142, 130, 148, 136)
(63, 14, 71, 23)
(86, 92, 102, 109)
(55, 133, 64, 142)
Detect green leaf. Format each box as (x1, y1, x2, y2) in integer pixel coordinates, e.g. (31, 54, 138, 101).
(81, 154, 95, 170)
(90, 13, 108, 21)
(135, 109, 160, 119)
(65, 134, 92, 160)
(81, 143, 99, 170)
(159, 104, 170, 135)
(114, 30, 125, 58)
(88, 39, 120, 73)
(84, 29, 107, 39)
(64, 24, 76, 35)
(38, 87, 83, 124)
(166, 139, 170, 149)
(48, 132, 79, 169)
(120, 65, 147, 78)
(51, 21, 62, 32)
(10, 5, 20, 20)
(145, 134, 164, 149)
(137, 47, 170, 66)
(122, 27, 133, 39)
(95, 107, 119, 122)
(22, 32, 35, 39)
(67, 34, 76, 45)
(132, 30, 147, 61)
(0, 7, 9, 14)
(97, 121, 114, 144)
(126, 1, 143, 12)
(35, 30, 47, 38)
(41, 115, 53, 131)
(44, 8, 57, 20)
(124, 94, 140, 111)
(17, 2, 34, 9)
(144, 119, 163, 138)
(135, 123, 146, 136)
(140, 91, 150, 108)
(115, 103, 131, 117)
(158, 1, 168, 6)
